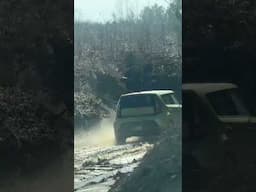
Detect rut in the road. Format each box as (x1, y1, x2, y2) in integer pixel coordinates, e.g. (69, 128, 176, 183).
(74, 143, 153, 192)
(84, 144, 151, 166)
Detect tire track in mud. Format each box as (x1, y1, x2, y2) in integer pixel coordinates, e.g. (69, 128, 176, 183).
(74, 142, 153, 192)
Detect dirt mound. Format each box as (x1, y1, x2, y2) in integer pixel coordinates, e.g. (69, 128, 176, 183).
(110, 126, 181, 192)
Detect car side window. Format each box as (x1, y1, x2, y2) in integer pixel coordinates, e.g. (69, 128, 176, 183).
(154, 96, 164, 113)
(161, 93, 177, 104)
(207, 89, 249, 116)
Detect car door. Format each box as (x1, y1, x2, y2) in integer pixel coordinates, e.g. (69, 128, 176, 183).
(183, 90, 226, 171)
(206, 89, 256, 164)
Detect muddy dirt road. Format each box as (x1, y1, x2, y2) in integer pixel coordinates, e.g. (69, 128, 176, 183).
(74, 117, 154, 192)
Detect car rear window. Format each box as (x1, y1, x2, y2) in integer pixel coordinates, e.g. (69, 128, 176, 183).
(117, 94, 157, 117)
(120, 94, 155, 109)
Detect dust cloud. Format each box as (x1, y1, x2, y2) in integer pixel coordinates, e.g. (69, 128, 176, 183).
(75, 113, 116, 149)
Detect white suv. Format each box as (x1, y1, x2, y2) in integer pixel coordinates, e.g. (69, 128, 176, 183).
(114, 90, 181, 144)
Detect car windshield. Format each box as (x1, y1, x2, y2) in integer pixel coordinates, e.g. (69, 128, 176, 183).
(161, 93, 178, 105)
(206, 89, 249, 116)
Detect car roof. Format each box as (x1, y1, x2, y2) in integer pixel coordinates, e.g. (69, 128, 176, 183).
(182, 83, 237, 95)
(122, 90, 174, 97)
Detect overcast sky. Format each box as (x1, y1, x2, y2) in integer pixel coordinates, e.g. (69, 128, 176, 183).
(75, 0, 169, 22)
